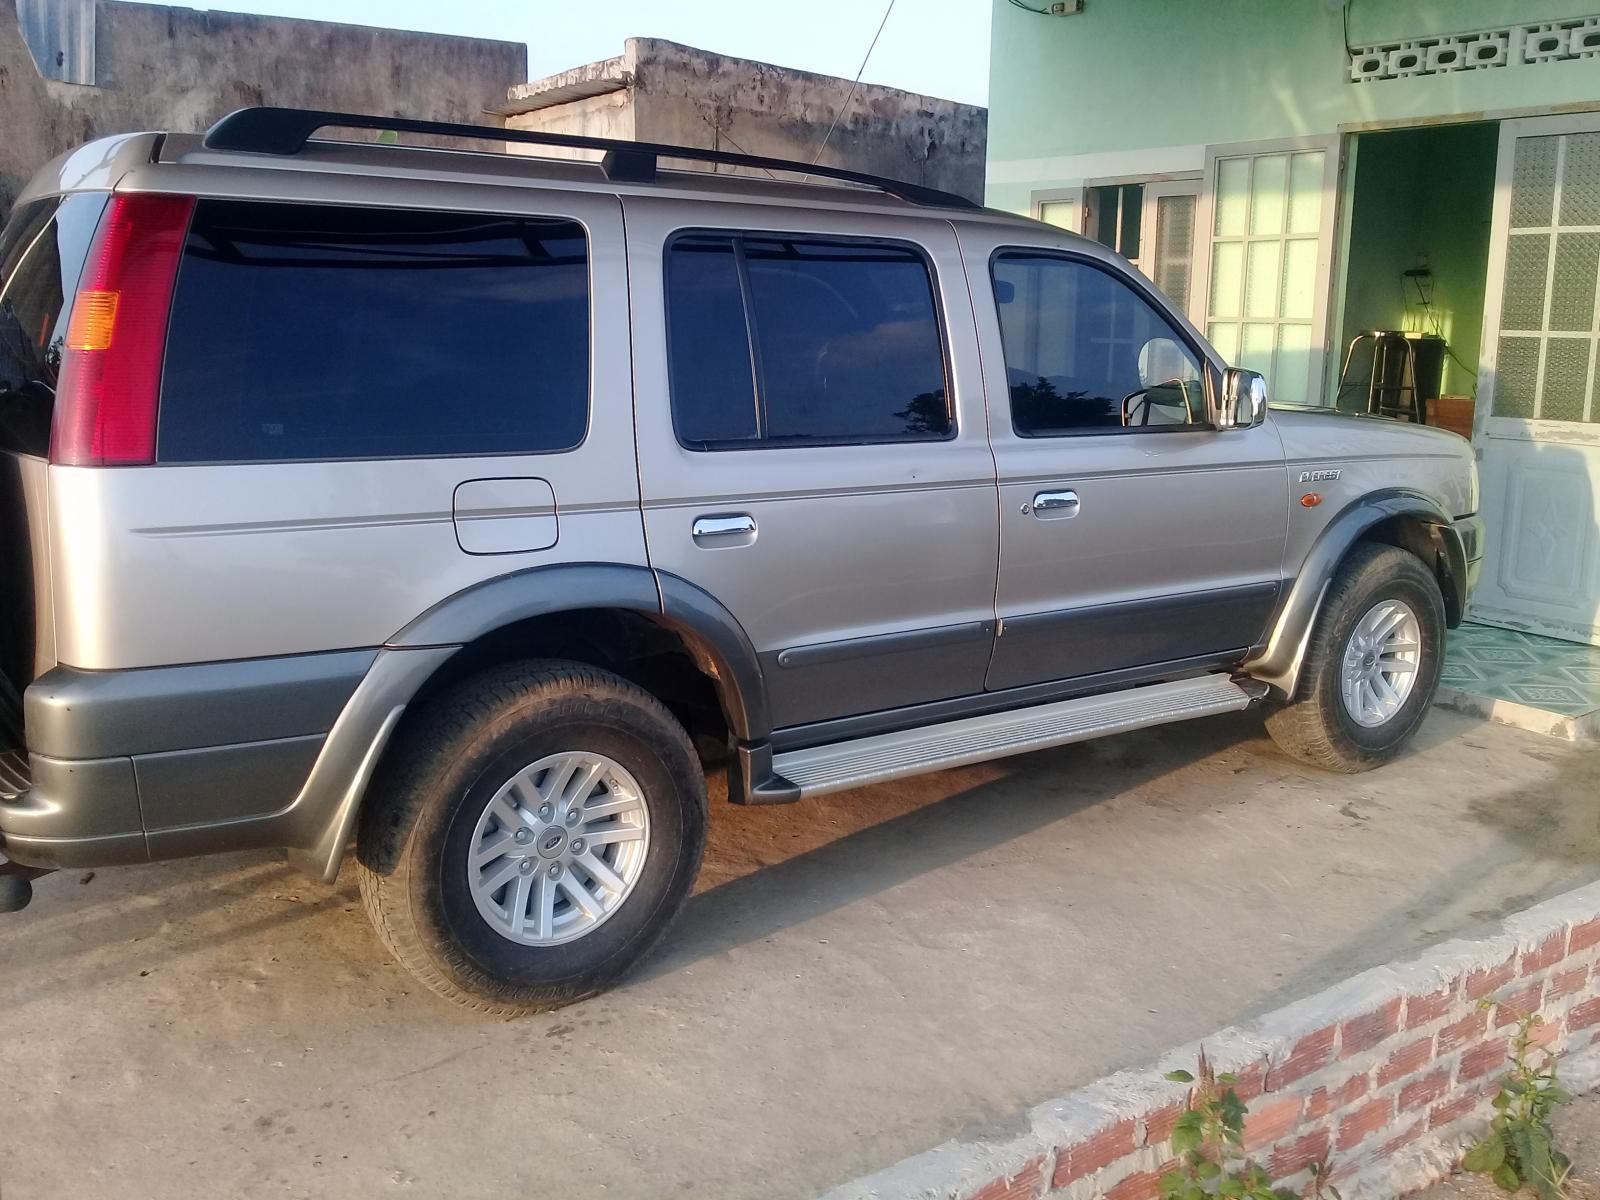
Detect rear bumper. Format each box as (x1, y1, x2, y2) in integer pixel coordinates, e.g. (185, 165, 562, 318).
(0, 650, 373, 870)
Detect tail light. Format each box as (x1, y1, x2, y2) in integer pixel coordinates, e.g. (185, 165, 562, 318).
(51, 193, 194, 466)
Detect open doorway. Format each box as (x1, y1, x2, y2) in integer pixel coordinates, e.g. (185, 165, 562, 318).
(1334, 122, 1499, 435)
(1341, 116, 1600, 728)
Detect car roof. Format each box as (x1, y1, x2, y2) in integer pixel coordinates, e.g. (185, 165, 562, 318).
(17, 122, 1079, 246)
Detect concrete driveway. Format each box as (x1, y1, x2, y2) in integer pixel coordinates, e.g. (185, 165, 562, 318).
(2, 708, 1597, 1199)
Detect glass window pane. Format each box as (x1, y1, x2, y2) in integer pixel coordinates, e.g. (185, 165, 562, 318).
(1240, 322, 1275, 379)
(1560, 133, 1600, 227)
(1286, 151, 1325, 235)
(1208, 321, 1240, 364)
(1214, 158, 1250, 237)
(1038, 200, 1077, 231)
(1493, 336, 1540, 418)
(667, 236, 759, 444)
(1209, 240, 1244, 319)
(1510, 136, 1558, 228)
(1250, 154, 1288, 236)
(1549, 232, 1600, 333)
(1501, 234, 1552, 331)
(1274, 324, 1313, 406)
(1206, 149, 1330, 406)
(1152, 193, 1196, 309)
(1541, 337, 1591, 422)
(992, 253, 1203, 435)
(742, 237, 950, 444)
(1119, 184, 1144, 261)
(161, 201, 590, 463)
(1281, 238, 1319, 320)
(1091, 185, 1121, 249)
(1245, 240, 1282, 319)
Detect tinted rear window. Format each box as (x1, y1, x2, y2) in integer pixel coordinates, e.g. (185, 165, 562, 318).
(159, 201, 590, 463)
(666, 233, 951, 448)
(0, 195, 104, 456)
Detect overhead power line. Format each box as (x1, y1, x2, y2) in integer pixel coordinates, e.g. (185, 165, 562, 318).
(806, 0, 898, 173)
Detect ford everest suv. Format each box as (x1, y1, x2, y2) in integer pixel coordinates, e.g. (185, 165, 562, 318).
(0, 109, 1483, 1013)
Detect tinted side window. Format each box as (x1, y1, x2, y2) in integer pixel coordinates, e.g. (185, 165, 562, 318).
(665, 236, 760, 443)
(666, 233, 951, 448)
(0, 195, 103, 456)
(992, 252, 1204, 436)
(160, 201, 589, 463)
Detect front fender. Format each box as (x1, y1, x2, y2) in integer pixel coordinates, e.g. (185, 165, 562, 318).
(1244, 490, 1457, 699)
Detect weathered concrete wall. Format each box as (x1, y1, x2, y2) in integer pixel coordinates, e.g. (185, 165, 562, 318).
(0, 0, 526, 221)
(508, 91, 634, 162)
(507, 38, 987, 204)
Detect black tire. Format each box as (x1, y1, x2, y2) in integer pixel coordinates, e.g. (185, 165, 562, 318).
(1264, 543, 1445, 773)
(357, 660, 707, 1015)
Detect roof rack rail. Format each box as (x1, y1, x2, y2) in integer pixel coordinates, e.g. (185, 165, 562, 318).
(202, 107, 980, 211)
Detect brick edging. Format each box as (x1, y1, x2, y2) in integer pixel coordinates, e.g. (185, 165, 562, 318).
(825, 880, 1600, 1200)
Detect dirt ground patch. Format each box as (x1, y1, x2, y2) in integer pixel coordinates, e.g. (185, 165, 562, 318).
(1412, 1090, 1600, 1200)
(2, 708, 1597, 1199)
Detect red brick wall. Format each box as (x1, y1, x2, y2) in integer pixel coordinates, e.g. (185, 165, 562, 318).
(829, 888, 1600, 1200)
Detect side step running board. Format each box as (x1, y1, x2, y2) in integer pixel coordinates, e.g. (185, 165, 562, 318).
(772, 673, 1256, 798)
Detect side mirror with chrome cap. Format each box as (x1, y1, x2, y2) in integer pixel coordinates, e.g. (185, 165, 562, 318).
(1216, 367, 1268, 430)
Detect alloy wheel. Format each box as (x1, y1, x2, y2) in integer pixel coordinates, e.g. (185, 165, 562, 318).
(466, 751, 651, 946)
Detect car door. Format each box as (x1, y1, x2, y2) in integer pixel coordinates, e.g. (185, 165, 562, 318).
(1472, 114, 1600, 646)
(625, 195, 999, 732)
(957, 227, 1288, 693)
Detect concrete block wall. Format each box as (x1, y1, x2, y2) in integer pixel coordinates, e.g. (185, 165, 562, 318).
(506, 38, 988, 204)
(0, 0, 526, 223)
(828, 882, 1600, 1200)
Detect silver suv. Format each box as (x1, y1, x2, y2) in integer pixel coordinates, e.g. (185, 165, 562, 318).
(0, 109, 1482, 1013)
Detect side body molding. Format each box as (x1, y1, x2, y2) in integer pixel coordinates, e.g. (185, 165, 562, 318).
(290, 563, 772, 880)
(1244, 489, 1462, 699)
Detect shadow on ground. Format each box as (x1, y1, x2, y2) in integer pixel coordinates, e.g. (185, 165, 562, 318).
(2, 708, 1597, 1200)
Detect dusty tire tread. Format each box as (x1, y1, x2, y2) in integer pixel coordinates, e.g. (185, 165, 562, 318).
(357, 660, 705, 1015)
(1265, 542, 1444, 774)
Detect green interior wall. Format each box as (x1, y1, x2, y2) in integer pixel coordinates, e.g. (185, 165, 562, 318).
(1336, 122, 1499, 403)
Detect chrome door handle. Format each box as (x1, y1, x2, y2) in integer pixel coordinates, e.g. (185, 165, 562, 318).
(1032, 490, 1080, 519)
(692, 513, 757, 545)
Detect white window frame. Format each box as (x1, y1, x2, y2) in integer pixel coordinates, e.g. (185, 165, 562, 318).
(1030, 187, 1087, 233)
(1139, 178, 1203, 321)
(1193, 135, 1343, 407)
(1477, 110, 1600, 442)
(1031, 175, 1203, 305)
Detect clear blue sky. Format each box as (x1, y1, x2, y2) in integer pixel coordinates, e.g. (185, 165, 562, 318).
(214, 0, 992, 107)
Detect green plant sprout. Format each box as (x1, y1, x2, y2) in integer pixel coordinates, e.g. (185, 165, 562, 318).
(1460, 1001, 1573, 1200)
(1159, 1053, 1331, 1200)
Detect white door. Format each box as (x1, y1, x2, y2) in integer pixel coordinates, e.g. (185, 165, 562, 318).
(1140, 179, 1201, 320)
(1195, 138, 1340, 408)
(1473, 114, 1600, 647)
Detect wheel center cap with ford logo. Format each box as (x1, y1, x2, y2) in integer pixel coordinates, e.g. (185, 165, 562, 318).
(537, 827, 569, 859)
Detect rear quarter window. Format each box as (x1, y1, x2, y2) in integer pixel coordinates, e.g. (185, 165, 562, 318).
(158, 201, 590, 463)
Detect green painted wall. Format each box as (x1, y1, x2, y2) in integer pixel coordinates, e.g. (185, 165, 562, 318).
(988, 0, 1600, 205)
(1336, 123, 1498, 403)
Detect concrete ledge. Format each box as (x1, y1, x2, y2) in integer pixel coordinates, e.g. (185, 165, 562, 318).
(1434, 687, 1600, 742)
(825, 880, 1600, 1200)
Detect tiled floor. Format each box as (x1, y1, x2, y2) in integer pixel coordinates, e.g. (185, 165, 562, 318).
(1441, 622, 1600, 718)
